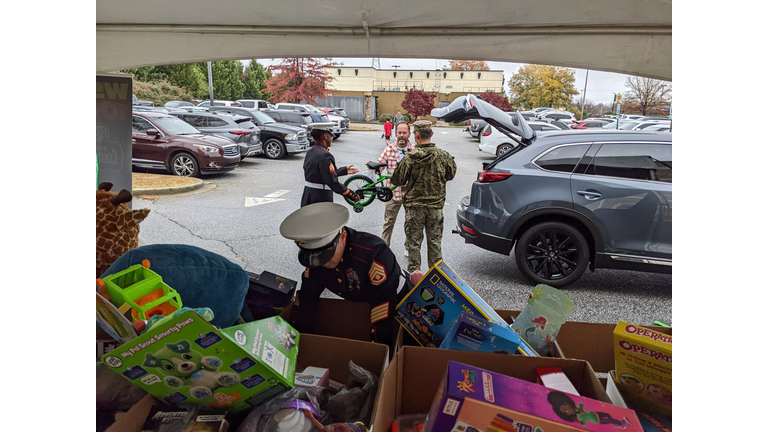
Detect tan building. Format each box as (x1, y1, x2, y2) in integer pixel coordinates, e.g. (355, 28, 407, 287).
(324, 66, 505, 121)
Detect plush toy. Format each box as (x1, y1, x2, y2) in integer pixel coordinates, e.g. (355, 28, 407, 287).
(96, 182, 150, 277)
(142, 339, 240, 400)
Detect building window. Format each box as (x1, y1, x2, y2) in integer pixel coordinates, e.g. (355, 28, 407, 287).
(427, 72, 430, 78)
(460, 72, 464, 79)
(478, 73, 481, 79)
(393, 72, 397, 78)
(410, 72, 413, 78)
(337, 69, 341, 75)
(355, 69, 358, 76)
(443, 72, 447, 79)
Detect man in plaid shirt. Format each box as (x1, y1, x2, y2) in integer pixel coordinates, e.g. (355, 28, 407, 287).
(373, 122, 415, 245)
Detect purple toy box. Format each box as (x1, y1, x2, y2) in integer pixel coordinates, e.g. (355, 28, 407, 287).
(423, 361, 642, 432)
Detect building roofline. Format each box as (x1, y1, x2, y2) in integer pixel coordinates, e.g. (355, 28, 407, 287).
(326, 66, 504, 73)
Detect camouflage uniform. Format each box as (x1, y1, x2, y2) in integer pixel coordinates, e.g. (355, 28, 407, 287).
(391, 121, 457, 272)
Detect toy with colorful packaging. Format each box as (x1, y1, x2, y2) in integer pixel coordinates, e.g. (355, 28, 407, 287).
(441, 312, 521, 355)
(243, 271, 298, 321)
(294, 366, 330, 390)
(96, 291, 138, 343)
(395, 261, 533, 354)
(141, 405, 230, 432)
(390, 413, 427, 432)
(510, 284, 575, 356)
(613, 321, 672, 418)
(100, 311, 299, 412)
(423, 361, 642, 432)
(97, 259, 183, 321)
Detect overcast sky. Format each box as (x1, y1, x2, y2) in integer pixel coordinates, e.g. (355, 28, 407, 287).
(249, 57, 634, 106)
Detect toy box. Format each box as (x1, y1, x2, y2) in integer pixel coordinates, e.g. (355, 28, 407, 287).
(613, 321, 672, 418)
(423, 361, 642, 432)
(100, 311, 299, 413)
(510, 284, 575, 356)
(243, 271, 297, 320)
(396, 261, 530, 352)
(140, 405, 229, 432)
(441, 312, 521, 355)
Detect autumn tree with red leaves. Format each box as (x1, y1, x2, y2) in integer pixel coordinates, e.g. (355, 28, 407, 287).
(264, 58, 338, 104)
(401, 89, 436, 122)
(448, 60, 491, 71)
(479, 91, 515, 112)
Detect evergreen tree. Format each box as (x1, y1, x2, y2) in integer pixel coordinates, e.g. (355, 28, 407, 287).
(241, 60, 272, 100)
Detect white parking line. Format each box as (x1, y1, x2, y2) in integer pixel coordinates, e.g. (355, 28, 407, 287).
(264, 190, 290, 198)
(245, 197, 285, 207)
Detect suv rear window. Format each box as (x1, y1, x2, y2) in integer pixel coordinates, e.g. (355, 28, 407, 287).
(240, 101, 255, 108)
(208, 117, 229, 127)
(588, 143, 672, 182)
(534, 144, 590, 173)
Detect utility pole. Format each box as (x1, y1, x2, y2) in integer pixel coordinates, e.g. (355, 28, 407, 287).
(580, 70, 589, 120)
(207, 61, 214, 103)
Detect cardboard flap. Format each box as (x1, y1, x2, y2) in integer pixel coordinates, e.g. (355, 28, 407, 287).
(105, 394, 159, 432)
(281, 299, 372, 342)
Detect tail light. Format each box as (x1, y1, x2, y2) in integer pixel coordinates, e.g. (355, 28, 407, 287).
(461, 224, 477, 236)
(468, 120, 472, 126)
(477, 171, 513, 183)
(229, 131, 253, 135)
(482, 130, 491, 136)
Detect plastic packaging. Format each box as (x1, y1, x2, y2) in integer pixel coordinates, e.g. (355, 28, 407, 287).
(237, 387, 325, 432)
(323, 361, 377, 425)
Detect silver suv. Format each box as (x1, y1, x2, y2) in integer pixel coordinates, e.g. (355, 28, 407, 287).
(171, 112, 261, 160)
(433, 95, 672, 287)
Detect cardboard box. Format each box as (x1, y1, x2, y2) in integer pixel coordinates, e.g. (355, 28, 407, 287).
(100, 311, 299, 413)
(440, 311, 521, 355)
(280, 298, 373, 342)
(106, 333, 390, 432)
(370, 346, 612, 432)
(613, 322, 672, 418)
(607, 371, 672, 432)
(395, 261, 516, 348)
(140, 406, 229, 432)
(424, 361, 641, 432)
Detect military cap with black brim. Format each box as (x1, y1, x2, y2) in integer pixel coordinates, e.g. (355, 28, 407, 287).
(279, 202, 350, 267)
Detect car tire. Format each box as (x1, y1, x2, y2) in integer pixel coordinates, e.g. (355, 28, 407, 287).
(333, 133, 341, 139)
(496, 144, 514, 157)
(263, 138, 287, 159)
(169, 152, 200, 177)
(514, 221, 590, 287)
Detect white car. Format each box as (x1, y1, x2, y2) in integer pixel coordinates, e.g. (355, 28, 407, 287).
(479, 122, 561, 157)
(275, 103, 347, 136)
(197, 100, 242, 108)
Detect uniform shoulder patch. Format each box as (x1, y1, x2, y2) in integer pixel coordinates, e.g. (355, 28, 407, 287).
(303, 267, 310, 278)
(368, 261, 387, 286)
(329, 162, 336, 173)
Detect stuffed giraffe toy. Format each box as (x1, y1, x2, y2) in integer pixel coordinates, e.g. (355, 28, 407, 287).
(96, 182, 150, 277)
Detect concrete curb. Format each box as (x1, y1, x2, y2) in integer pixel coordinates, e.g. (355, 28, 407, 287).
(133, 178, 205, 195)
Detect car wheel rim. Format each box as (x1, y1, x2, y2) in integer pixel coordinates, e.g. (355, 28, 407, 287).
(498, 145, 511, 155)
(266, 141, 280, 157)
(524, 229, 581, 281)
(174, 156, 194, 176)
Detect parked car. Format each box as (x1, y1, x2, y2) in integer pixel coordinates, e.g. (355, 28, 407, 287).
(433, 94, 672, 287)
(534, 118, 571, 130)
(571, 119, 612, 129)
(237, 99, 269, 110)
(197, 100, 243, 108)
(132, 94, 154, 106)
(209, 106, 311, 159)
(642, 124, 672, 132)
(174, 106, 211, 113)
(467, 119, 488, 139)
(526, 121, 564, 133)
(164, 101, 195, 108)
(262, 109, 335, 146)
(538, 111, 578, 125)
(519, 111, 538, 121)
(479, 124, 520, 157)
(171, 112, 261, 160)
(131, 111, 240, 177)
(619, 114, 645, 121)
(274, 102, 311, 112)
(636, 116, 671, 122)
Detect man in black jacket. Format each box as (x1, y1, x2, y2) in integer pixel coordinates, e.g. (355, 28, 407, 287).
(301, 124, 360, 207)
(280, 202, 423, 349)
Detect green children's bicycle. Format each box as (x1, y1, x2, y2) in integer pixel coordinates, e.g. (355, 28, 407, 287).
(343, 162, 396, 213)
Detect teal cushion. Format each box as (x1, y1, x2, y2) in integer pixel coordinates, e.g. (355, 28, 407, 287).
(101, 244, 248, 327)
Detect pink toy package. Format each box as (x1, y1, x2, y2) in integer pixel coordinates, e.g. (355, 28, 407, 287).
(423, 361, 642, 432)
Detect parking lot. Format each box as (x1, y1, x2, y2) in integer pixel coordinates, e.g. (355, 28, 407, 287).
(133, 126, 672, 326)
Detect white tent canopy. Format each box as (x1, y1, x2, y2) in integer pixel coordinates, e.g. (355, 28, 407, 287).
(96, 0, 671, 81)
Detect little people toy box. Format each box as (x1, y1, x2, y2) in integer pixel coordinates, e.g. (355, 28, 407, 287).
(100, 311, 299, 413)
(441, 312, 521, 355)
(395, 260, 513, 348)
(613, 321, 672, 417)
(423, 361, 642, 432)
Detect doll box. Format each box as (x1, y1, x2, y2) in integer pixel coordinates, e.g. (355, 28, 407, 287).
(440, 311, 521, 355)
(395, 260, 513, 348)
(100, 311, 299, 413)
(423, 361, 642, 432)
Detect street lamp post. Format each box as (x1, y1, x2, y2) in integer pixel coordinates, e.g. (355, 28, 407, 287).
(580, 70, 589, 120)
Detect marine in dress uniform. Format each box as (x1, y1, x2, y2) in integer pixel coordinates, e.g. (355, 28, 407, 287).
(301, 123, 360, 207)
(279, 203, 412, 349)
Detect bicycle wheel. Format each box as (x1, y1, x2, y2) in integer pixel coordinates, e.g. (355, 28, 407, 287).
(344, 175, 377, 207)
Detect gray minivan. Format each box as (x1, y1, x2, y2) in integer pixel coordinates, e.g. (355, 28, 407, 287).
(434, 94, 672, 287)
(172, 112, 261, 160)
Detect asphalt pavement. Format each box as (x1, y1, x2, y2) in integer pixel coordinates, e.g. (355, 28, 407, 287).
(132, 126, 672, 326)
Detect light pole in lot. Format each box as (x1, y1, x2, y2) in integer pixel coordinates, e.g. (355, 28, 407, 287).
(207, 61, 215, 103)
(580, 70, 589, 120)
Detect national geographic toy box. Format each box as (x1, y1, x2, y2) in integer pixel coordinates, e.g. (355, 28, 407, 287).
(395, 260, 513, 348)
(613, 321, 672, 417)
(100, 311, 299, 413)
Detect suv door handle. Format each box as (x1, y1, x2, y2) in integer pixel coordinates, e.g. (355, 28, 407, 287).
(577, 190, 602, 200)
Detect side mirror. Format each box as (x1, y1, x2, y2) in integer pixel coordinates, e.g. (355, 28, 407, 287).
(146, 128, 160, 136)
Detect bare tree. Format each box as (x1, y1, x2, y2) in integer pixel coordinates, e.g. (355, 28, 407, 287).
(624, 77, 671, 116)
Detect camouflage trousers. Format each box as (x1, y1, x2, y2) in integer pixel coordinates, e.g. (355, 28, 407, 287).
(403, 206, 444, 272)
